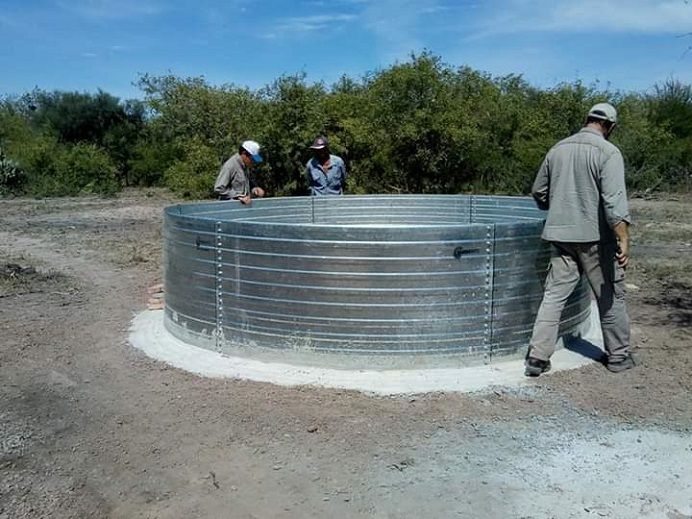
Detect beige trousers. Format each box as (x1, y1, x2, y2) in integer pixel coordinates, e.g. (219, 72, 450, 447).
(529, 241, 630, 362)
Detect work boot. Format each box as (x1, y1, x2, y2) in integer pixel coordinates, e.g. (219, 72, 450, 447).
(606, 353, 636, 373)
(525, 357, 551, 377)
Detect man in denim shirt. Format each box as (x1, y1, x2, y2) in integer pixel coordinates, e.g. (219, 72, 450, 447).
(305, 136, 346, 196)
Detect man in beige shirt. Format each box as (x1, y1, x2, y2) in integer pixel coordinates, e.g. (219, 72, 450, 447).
(526, 103, 635, 376)
(214, 140, 265, 205)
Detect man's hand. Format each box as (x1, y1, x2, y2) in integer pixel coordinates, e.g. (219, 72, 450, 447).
(613, 221, 630, 269)
(616, 241, 629, 269)
(238, 195, 252, 205)
(251, 187, 265, 198)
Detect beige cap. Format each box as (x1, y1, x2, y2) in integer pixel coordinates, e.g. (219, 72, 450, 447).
(588, 103, 617, 123)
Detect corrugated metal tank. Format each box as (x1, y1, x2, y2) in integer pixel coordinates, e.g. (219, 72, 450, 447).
(163, 195, 590, 368)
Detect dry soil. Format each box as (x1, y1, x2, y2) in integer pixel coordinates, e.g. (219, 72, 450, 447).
(0, 190, 690, 519)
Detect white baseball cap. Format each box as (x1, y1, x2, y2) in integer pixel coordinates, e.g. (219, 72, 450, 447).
(587, 103, 617, 124)
(241, 140, 263, 163)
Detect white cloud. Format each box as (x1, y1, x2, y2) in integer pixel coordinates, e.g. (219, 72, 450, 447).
(361, 0, 445, 61)
(420, 5, 450, 15)
(263, 0, 448, 53)
(478, 0, 692, 36)
(266, 13, 357, 36)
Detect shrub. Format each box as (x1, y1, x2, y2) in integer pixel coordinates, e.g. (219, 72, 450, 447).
(11, 139, 118, 197)
(3, 60, 692, 197)
(163, 140, 219, 198)
(56, 143, 119, 196)
(0, 147, 26, 195)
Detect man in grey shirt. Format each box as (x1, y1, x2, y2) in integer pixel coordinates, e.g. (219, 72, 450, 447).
(214, 140, 265, 205)
(526, 103, 635, 376)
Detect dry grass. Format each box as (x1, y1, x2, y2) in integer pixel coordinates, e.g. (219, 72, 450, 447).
(0, 254, 71, 297)
(629, 194, 692, 286)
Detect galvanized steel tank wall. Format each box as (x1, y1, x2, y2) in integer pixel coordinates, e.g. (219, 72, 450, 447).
(163, 195, 590, 367)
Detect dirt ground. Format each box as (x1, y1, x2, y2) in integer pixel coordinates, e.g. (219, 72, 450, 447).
(0, 190, 690, 519)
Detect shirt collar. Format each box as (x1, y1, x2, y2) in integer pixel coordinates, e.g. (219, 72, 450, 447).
(234, 153, 247, 169)
(312, 155, 334, 168)
(579, 127, 605, 138)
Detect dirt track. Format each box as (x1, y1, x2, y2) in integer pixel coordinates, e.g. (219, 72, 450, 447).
(1, 190, 691, 518)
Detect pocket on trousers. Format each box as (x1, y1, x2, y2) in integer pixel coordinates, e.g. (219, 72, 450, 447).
(613, 263, 626, 299)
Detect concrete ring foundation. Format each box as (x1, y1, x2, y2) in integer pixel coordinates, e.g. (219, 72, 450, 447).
(130, 302, 602, 395)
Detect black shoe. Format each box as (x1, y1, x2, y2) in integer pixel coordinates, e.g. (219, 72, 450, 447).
(606, 353, 636, 373)
(525, 357, 551, 377)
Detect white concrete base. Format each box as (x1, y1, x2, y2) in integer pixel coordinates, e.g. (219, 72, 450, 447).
(129, 302, 603, 395)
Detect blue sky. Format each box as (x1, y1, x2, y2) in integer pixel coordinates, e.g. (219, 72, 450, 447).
(1, 0, 691, 100)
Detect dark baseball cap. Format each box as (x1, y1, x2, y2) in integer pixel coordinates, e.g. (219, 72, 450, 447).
(309, 136, 329, 149)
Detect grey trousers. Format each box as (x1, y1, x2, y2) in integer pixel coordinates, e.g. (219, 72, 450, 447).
(529, 241, 630, 362)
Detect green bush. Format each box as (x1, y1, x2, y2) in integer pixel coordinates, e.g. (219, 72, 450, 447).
(3, 58, 692, 198)
(163, 140, 219, 198)
(10, 138, 118, 196)
(7, 134, 61, 195)
(256, 74, 328, 196)
(57, 143, 119, 196)
(127, 133, 180, 187)
(0, 147, 25, 194)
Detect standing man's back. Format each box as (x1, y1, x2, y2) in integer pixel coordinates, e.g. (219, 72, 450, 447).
(526, 103, 635, 377)
(534, 125, 629, 244)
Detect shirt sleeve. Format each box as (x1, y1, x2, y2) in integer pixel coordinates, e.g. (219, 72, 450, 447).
(531, 154, 550, 210)
(214, 161, 245, 199)
(599, 150, 631, 227)
(307, 160, 327, 195)
(213, 162, 233, 198)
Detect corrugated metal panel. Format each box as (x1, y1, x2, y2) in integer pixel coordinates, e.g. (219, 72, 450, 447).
(163, 195, 591, 367)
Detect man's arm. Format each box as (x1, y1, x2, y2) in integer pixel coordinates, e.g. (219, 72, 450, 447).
(600, 150, 631, 229)
(600, 149, 632, 268)
(215, 161, 247, 200)
(337, 157, 347, 193)
(305, 161, 316, 195)
(214, 162, 234, 199)
(531, 156, 550, 210)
